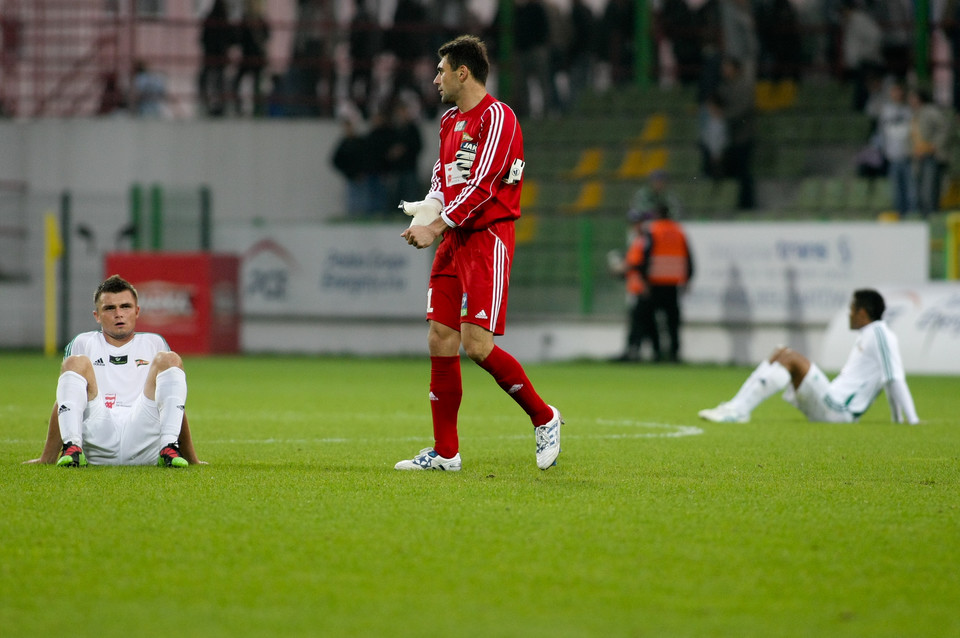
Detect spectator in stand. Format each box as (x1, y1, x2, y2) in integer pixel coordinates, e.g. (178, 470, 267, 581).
(132, 60, 166, 117)
(659, 0, 701, 86)
(567, 0, 597, 106)
(908, 86, 951, 218)
(877, 79, 913, 216)
(840, 1, 884, 112)
(599, 0, 635, 86)
(387, 0, 430, 103)
(872, 0, 912, 80)
(512, 0, 553, 118)
(717, 57, 756, 209)
(332, 114, 373, 216)
(695, 0, 724, 102)
(754, 0, 803, 82)
(198, 0, 233, 117)
(97, 72, 127, 116)
(288, 0, 339, 117)
(720, 0, 759, 82)
(700, 93, 729, 179)
(366, 108, 396, 214)
(349, 0, 381, 119)
(232, 0, 271, 117)
(386, 98, 423, 205)
(628, 170, 684, 221)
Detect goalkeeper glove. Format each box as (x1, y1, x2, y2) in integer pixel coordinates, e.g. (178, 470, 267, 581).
(399, 198, 443, 227)
(455, 141, 477, 180)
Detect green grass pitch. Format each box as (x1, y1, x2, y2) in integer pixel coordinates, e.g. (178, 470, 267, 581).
(1, 351, 958, 637)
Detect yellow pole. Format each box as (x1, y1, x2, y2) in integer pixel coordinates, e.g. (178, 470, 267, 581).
(44, 212, 63, 356)
(947, 213, 960, 280)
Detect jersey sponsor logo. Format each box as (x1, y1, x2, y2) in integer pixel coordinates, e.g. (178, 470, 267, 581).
(136, 359, 150, 367)
(104, 394, 117, 409)
(93, 358, 105, 366)
(109, 355, 128, 365)
(475, 309, 488, 320)
(454, 121, 466, 132)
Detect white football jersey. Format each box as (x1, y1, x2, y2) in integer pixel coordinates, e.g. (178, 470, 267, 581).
(826, 321, 906, 418)
(64, 331, 169, 411)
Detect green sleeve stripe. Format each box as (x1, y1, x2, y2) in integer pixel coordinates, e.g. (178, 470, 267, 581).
(873, 325, 895, 381)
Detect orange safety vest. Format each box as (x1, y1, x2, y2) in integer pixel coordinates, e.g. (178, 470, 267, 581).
(647, 219, 690, 286)
(625, 234, 647, 295)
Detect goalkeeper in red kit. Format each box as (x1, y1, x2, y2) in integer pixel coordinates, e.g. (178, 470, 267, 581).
(397, 34, 562, 471)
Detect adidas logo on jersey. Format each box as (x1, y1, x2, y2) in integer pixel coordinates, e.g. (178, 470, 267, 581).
(57, 404, 70, 415)
(93, 358, 105, 366)
(429, 392, 439, 401)
(475, 310, 488, 320)
(508, 384, 524, 395)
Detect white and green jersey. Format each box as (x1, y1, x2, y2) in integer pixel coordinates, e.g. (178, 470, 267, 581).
(826, 320, 912, 419)
(64, 331, 169, 411)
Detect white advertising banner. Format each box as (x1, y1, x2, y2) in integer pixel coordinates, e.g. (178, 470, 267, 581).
(820, 283, 960, 374)
(217, 224, 433, 318)
(682, 222, 929, 324)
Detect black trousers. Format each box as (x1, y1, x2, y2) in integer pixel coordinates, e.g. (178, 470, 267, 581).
(650, 285, 682, 361)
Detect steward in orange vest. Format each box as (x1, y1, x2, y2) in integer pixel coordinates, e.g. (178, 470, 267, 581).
(642, 205, 694, 362)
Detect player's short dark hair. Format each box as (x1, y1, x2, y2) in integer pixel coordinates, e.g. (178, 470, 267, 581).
(853, 288, 885, 321)
(438, 35, 489, 85)
(95, 274, 138, 306)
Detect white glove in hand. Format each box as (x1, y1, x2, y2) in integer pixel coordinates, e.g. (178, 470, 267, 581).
(455, 141, 477, 180)
(399, 198, 443, 227)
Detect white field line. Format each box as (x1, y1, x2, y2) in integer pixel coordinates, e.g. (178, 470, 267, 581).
(2, 419, 703, 446)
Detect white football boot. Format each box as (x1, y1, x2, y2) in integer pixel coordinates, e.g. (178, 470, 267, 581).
(395, 447, 462, 471)
(535, 406, 563, 470)
(698, 403, 750, 423)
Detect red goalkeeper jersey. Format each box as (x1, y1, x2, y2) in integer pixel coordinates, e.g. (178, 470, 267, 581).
(428, 93, 525, 231)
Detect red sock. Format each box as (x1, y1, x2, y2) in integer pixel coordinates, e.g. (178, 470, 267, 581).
(430, 356, 462, 458)
(478, 346, 553, 426)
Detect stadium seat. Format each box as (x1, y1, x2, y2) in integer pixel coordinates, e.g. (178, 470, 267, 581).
(790, 177, 823, 211)
(820, 177, 847, 212)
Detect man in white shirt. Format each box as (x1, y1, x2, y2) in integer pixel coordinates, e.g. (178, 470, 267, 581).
(25, 274, 201, 467)
(699, 289, 919, 424)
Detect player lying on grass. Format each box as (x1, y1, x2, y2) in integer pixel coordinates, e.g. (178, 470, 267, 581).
(24, 274, 202, 467)
(699, 288, 919, 424)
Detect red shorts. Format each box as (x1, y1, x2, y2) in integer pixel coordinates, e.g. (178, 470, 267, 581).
(427, 220, 515, 336)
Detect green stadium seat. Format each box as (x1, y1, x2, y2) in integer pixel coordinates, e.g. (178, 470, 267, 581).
(791, 177, 822, 211)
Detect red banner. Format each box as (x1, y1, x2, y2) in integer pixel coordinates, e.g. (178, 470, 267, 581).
(105, 252, 240, 354)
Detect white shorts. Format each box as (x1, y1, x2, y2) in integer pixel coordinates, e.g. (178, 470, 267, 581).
(81, 394, 165, 465)
(783, 363, 856, 424)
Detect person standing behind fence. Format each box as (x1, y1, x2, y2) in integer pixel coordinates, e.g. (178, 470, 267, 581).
(610, 210, 656, 363)
(645, 203, 694, 363)
(908, 87, 951, 218)
(198, 0, 232, 117)
(232, 0, 271, 117)
(877, 80, 913, 216)
(718, 56, 756, 209)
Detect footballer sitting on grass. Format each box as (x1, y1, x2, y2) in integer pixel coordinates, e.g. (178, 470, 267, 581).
(699, 288, 919, 424)
(24, 274, 202, 467)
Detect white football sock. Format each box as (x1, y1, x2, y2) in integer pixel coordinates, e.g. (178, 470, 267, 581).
(55, 370, 88, 446)
(155, 367, 187, 446)
(727, 360, 791, 414)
